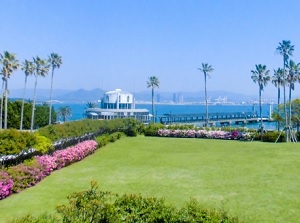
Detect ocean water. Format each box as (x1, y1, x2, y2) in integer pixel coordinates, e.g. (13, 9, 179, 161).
(53, 103, 277, 130)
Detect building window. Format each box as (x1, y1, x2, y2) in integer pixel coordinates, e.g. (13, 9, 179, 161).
(119, 95, 121, 102)
(127, 96, 130, 102)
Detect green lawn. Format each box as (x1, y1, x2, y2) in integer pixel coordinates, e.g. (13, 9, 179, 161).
(1, 136, 300, 223)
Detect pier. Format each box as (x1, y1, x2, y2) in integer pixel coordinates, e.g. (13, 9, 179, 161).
(159, 111, 270, 126)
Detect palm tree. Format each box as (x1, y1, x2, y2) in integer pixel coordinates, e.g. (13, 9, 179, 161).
(272, 68, 285, 131)
(20, 60, 35, 130)
(198, 63, 214, 127)
(57, 106, 72, 122)
(287, 60, 300, 130)
(146, 76, 160, 123)
(85, 101, 97, 109)
(0, 51, 19, 129)
(251, 64, 271, 140)
(31, 56, 50, 132)
(48, 53, 62, 125)
(276, 40, 294, 141)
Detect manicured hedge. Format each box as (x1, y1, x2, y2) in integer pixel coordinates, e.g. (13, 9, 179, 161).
(37, 118, 140, 142)
(0, 140, 98, 200)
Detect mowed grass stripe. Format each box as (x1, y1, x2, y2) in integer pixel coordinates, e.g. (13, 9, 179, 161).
(0, 136, 300, 223)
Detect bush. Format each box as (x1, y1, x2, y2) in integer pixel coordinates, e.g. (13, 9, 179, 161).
(143, 123, 164, 136)
(95, 132, 124, 148)
(7, 160, 45, 193)
(95, 134, 109, 147)
(13, 181, 239, 223)
(0, 129, 36, 155)
(11, 212, 60, 223)
(261, 131, 285, 142)
(33, 134, 54, 154)
(0, 171, 14, 200)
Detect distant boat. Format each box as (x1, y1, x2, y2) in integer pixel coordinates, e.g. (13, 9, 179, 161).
(214, 96, 235, 105)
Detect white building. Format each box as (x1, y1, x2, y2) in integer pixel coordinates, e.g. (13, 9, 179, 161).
(85, 89, 151, 123)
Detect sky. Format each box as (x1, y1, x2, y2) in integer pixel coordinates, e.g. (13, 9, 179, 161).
(1, 0, 300, 98)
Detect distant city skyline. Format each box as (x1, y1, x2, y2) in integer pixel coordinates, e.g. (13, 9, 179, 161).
(1, 0, 300, 99)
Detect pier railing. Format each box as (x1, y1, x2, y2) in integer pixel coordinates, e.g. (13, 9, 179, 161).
(159, 111, 262, 126)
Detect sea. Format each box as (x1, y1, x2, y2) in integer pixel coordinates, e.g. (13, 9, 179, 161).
(52, 103, 277, 130)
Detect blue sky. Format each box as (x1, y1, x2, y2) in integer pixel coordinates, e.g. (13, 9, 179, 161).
(1, 0, 300, 98)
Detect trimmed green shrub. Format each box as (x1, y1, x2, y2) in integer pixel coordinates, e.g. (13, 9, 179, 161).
(262, 131, 285, 142)
(143, 123, 165, 136)
(0, 129, 36, 155)
(95, 134, 109, 147)
(33, 134, 54, 154)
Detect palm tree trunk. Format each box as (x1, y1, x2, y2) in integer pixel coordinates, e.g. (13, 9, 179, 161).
(0, 80, 4, 130)
(204, 74, 208, 127)
(277, 86, 280, 131)
(283, 84, 289, 142)
(152, 88, 155, 123)
(259, 86, 263, 141)
(283, 60, 289, 142)
(20, 76, 28, 130)
(49, 69, 54, 125)
(31, 75, 38, 132)
(289, 85, 292, 139)
(4, 80, 8, 129)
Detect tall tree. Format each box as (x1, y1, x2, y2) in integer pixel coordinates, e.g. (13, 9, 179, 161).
(198, 63, 214, 127)
(0, 77, 4, 129)
(286, 60, 300, 130)
(31, 56, 50, 132)
(57, 106, 72, 122)
(272, 68, 285, 131)
(251, 64, 271, 140)
(20, 60, 35, 130)
(146, 76, 160, 123)
(85, 101, 97, 109)
(0, 51, 19, 129)
(276, 40, 294, 141)
(48, 53, 62, 125)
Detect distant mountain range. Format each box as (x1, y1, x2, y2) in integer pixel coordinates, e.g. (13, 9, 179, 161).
(9, 88, 276, 104)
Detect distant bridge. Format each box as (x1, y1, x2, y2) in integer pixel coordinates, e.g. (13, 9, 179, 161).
(159, 111, 270, 126)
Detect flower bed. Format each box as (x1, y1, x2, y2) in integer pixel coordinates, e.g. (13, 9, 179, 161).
(0, 140, 98, 200)
(157, 129, 251, 140)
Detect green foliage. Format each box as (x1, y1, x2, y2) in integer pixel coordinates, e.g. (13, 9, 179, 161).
(0, 129, 36, 155)
(113, 193, 175, 222)
(123, 118, 138, 136)
(1, 100, 56, 129)
(56, 181, 115, 223)
(175, 198, 239, 223)
(13, 181, 239, 223)
(7, 159, 43, 193)
(143, 123, 164, 136)
(261, 131, 285, 142)
(33, 134, 54, 154)
(11, 212, 60, 223)
(95, 132, 124, 148)
(37, 118, 139, 143)
(95, 134, 109, 147)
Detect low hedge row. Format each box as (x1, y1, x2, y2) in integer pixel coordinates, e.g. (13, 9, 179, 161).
(144, 123, 287, 142)
(0, 140, 98, 200)
(37, 118, 141, 142)
(0, 131, 125, 201)
(11, 181, 240, 223)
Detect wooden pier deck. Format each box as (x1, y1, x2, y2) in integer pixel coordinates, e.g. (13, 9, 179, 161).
(159, 111, 269, 126)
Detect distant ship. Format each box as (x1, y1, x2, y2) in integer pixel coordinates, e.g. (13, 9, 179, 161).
(214, 96, 235, 105)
